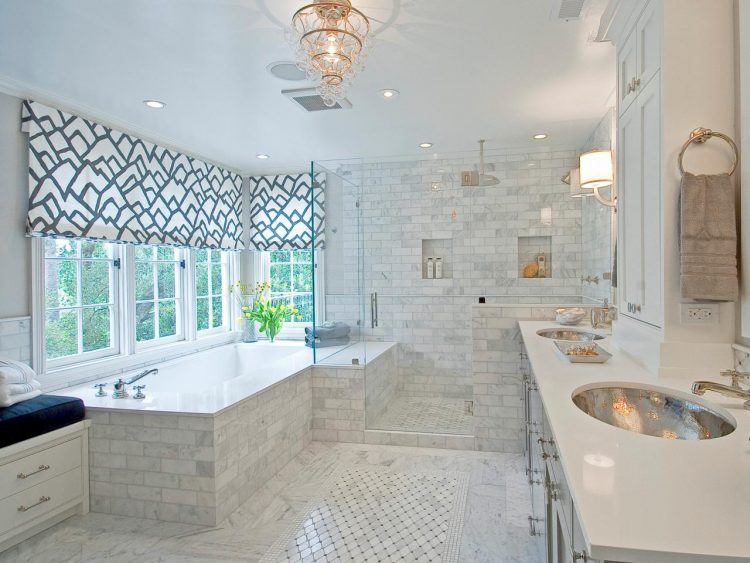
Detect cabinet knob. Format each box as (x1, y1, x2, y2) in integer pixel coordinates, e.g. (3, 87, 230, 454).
(573, 550, 589, 561)
(636, 304, 641, 313)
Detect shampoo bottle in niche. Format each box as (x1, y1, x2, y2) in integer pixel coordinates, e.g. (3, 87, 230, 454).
(426, 257, 434, 279)
(536, 250, 547, 278)
(434, 257, 443, 279)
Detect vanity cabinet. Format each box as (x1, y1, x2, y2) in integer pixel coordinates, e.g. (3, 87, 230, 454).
(522, 352, 629, 563)
(616, 0, 663, 328)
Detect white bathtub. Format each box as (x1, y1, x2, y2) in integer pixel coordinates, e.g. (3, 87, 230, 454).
(59, 341, 313, 415)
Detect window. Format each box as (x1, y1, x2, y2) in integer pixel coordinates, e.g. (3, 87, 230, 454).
(43, 239, 119, 365)
(134, 246, 185, 346)
(254, 250, 318, 336)
(35, 238, 238, 379)
(195, 249, 229, 332)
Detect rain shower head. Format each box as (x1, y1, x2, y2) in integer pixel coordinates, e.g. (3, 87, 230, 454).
(477, 140, 500, 186)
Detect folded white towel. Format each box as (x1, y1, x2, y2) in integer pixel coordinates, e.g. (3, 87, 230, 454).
(0, 357, 36, 384)
(5, 380, 41, 395)
(0, 388, 42, 407)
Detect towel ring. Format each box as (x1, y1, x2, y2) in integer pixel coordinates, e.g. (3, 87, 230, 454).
(678, 127, 738, 176)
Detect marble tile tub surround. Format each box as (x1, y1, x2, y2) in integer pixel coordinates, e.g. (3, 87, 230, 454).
(0, 442, 537, 563)
(323, 146, 590, 401)
(87, 368, 312, 526)
(0, 316, 31, 364)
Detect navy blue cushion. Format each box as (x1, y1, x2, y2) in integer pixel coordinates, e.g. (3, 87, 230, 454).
(0, 395, 85, 448)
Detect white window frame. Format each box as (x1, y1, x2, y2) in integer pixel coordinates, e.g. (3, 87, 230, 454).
(32, 239, 241, 389)
(39, 239, 122, 370)
(253, 249, 324, 340)
(194, 249, 232, 337)
(131, 245, 187, 351)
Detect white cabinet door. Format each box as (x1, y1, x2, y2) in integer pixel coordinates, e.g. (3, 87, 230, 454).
(638, 74, 662, 327)
(618, 73, 662, 327)
(618, 96, 643, 318)
(617, 30, 638, 116)
(636, 0, 661, 91)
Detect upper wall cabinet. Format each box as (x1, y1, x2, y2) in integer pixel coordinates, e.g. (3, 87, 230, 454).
(616, 1, 663, 328)
(617, 1, 661, 117)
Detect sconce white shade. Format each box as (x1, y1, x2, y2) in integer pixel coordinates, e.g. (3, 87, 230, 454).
(579, 149, 613, 189)
(568, 168, 594, 198)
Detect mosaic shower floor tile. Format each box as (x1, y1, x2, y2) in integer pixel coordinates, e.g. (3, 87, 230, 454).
(261, 465, 469, 563)
(369, 396, 474, 435)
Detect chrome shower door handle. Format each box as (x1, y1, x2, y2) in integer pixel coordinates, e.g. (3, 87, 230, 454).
(370, 292, 378, 328)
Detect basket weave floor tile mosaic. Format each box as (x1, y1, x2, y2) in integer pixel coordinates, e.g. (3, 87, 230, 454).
(369, 396, 474, 435)
(261, 465, 469, 562)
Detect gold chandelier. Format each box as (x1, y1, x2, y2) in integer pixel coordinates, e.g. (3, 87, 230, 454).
(291, 0, 371, 106)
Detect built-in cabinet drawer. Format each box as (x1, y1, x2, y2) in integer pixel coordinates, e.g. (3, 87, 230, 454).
(0, 437, 82, 500)
(0, 467, 82, 534)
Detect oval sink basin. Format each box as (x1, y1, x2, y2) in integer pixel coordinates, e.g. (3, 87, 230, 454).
(572, 385, 735, 440)
(536, 328, 604, 342)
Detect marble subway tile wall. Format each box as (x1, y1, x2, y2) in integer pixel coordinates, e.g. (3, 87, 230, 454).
(214, 370, 312, 523)
(0, 316, 31, 364)
(470, 304, 598, 453)
(323, 146, 584, 400)
(581, 109, 615, 303)
(363, 345, 398, 425)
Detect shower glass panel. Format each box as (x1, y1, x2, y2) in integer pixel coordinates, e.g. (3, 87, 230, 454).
(310, 159, 366, 365)
(313, 139, 614, 439)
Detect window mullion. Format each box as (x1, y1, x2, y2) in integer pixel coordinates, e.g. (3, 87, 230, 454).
(152, 255, 160, 339)
(76, 247, 83, 354)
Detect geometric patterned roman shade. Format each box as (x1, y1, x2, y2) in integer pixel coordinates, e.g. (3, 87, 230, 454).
(21, 100, 244, 250)
(247, 173, 325, 250)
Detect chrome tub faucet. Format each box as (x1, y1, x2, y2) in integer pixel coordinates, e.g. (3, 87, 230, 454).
(125, 368, 158, 385)
(692, 369, 750, 410)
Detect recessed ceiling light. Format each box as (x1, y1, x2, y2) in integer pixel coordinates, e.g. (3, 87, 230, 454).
(143, 100, 166, 109)
(533, 133, 548, 140)
(381, 89, 399, 99)
(256, 154, 270, 160)
(419, 142, 433, 148)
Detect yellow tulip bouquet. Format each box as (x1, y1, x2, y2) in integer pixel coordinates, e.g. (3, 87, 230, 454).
(230, 281, 298, 342)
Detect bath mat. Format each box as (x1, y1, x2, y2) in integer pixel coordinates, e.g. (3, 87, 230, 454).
(260, 464, 469, 562)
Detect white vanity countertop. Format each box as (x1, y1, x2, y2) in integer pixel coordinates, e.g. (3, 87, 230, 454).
(519, 321, 750, 563)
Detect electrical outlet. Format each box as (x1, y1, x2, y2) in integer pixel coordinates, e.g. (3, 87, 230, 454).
(680, 303, 718, 324)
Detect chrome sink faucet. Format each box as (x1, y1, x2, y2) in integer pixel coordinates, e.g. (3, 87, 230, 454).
(691, 369, 750, 410)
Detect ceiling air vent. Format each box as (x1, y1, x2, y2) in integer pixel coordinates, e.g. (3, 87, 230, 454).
(282, 87, 352, 112)
(551, 0, 586, 21)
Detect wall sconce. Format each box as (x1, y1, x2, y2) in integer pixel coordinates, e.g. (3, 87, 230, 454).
(563, 168, 595, 199)
(579, 149, 616, 208)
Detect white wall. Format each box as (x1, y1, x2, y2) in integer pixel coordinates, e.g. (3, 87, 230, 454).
(0, 91, 30, 318)
(661, 0, 736, 345)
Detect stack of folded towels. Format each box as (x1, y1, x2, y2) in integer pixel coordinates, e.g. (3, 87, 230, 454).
(305, 322, 351, 348)
(0, 357, 42, 407)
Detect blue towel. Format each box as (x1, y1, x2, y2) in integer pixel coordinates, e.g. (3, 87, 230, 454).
(305, 336, 350, 348)
(305, 322, 351, 339)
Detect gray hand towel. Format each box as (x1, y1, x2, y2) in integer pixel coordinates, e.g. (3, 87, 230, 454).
(680, 172, 738, 301)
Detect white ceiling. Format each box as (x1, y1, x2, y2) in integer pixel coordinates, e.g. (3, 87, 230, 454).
(0, 0, 614, 175)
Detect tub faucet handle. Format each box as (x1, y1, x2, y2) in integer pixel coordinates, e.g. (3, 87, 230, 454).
(133, 385, 146, 400)
(93, 383, 107, 397)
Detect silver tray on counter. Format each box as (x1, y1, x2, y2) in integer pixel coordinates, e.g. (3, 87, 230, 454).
(553, 341, 612, 364)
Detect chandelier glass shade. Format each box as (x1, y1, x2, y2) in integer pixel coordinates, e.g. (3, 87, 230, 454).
(291, 0, 371, 106)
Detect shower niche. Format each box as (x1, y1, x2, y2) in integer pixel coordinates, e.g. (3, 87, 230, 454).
(518, 235, 552, 279)
(421, 238, 453, 279)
